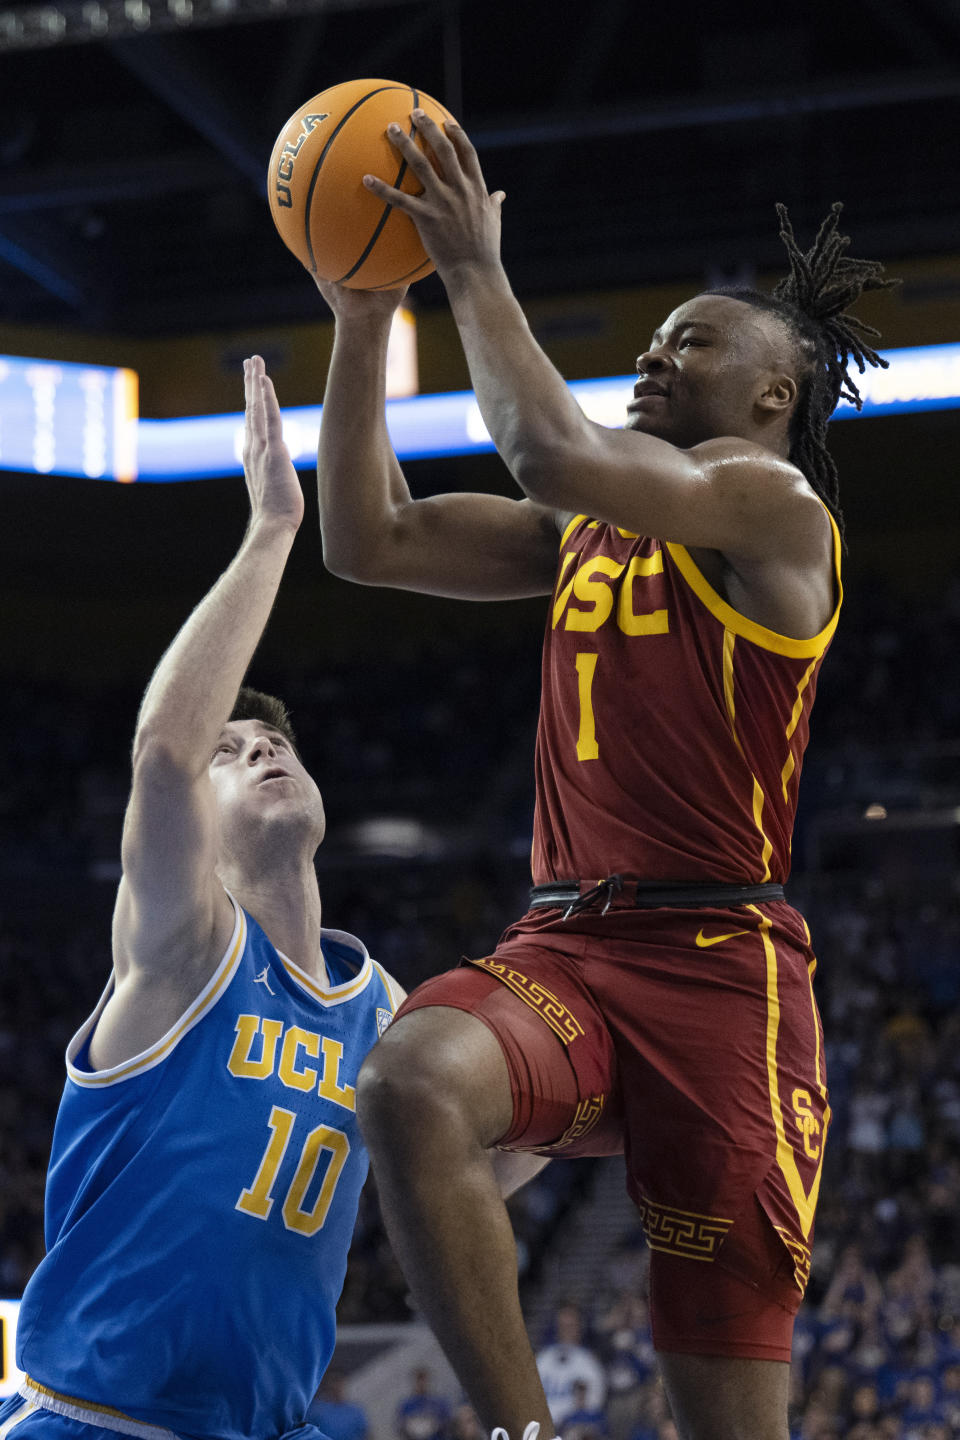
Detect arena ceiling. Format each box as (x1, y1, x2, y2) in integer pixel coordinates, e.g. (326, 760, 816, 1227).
(1, 0, 959, 336)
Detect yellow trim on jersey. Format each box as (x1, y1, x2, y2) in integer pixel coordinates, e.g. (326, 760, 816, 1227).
(558, 513, 587, 549)
(23, 1379, 140, 1424)
(552, 550, 578, 629)
(665, 508, 842, 658)
(807, 960, 825, 1095)
(19, 1379, 178, 1440)
(780, 657, 818, 800)
(277, 930, 372, 1007)
(722, 629, 773, 881)
(748, 907, 830, 1240)
(66, 903, 247, 1088)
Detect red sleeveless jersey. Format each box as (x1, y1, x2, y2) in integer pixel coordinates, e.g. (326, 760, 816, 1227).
(531, 513, 842, 886)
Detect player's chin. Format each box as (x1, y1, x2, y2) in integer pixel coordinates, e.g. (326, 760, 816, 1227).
(624, 411, 671, 439)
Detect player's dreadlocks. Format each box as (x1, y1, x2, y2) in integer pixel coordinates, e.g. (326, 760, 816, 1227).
(708, 202, 898, 544)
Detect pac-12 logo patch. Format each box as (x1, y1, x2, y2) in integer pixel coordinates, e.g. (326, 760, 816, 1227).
(376, 1008, 393, 1036)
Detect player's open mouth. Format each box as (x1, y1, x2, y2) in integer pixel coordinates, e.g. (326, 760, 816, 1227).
(259, 769, 291, 783)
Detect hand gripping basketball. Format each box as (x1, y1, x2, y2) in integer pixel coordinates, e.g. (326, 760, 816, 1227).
(362, 111, 506, 281)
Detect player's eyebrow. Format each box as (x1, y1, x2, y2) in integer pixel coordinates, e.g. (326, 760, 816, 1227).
(215, 725, 289, 745)
(649, 319, 720, 348)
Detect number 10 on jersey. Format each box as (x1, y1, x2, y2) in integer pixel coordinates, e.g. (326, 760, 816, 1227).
(237, 1105, 350, 1236)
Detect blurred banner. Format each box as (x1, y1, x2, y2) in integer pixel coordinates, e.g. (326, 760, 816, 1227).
(0, 355, 138, 481)
(1, 343, 958, 482)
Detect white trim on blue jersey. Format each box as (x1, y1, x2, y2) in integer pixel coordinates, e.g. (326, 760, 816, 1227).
(274, 927, 373, 1007)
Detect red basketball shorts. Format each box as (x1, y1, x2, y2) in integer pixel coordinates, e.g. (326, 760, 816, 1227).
(392, 899, 828, 1363)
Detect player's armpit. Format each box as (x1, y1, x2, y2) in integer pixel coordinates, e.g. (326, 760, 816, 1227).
(324, 493, 561, 600)
(490, 1149, 551, 1199)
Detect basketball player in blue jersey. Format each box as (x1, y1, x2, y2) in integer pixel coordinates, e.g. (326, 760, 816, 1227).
(0, 357, 540, 1440)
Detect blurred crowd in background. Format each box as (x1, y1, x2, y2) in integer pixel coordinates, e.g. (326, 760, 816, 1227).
(1, 574, 959, 1440)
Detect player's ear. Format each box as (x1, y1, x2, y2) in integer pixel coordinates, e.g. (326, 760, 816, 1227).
(756, 372, 797, 415)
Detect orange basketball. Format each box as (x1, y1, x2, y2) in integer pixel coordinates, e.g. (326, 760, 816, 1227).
(267, 79, 456, 290)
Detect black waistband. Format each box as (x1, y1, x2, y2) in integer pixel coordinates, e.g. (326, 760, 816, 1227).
(529, 876, 785, 919)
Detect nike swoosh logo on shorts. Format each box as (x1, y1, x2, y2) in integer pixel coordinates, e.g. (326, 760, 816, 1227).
(694, 927, 749, 947)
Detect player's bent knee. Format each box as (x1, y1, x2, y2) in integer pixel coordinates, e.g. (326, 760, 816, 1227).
(356, 1031, 461, 1139)
(357, 1006, 512, 1150)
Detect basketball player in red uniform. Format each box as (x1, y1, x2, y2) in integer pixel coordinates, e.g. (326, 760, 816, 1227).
(313, 113, 894, 1440)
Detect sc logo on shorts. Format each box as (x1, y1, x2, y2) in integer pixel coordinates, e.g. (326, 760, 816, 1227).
(792, 1088, 822, 1160)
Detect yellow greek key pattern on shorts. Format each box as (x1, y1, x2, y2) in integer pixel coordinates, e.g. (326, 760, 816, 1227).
(635, 1194, 734, 1262)
(467, 957, 585, 1045)
(513, 1095, 608, 1157)
(775, 1226, 812, 1295)
(553, 1094, 605, 1148)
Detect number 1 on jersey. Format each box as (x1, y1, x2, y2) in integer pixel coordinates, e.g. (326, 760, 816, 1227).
(575, 652, 599, 761)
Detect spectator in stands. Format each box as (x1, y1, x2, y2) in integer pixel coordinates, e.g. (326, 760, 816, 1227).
(602, 1323, 655, 1440)
(395, 1367, 451, 1440)
(306, 1370, 369, 1440)
(846, 1381, 882, 1429)
(898, 1373, 942, 1434)
(920, 1425, 950, 1440)
(846, 1081, 890, 1162)
(536, 1304, 606, 1428)
(626, 1383, 672, 1440)
(559, 1380, 609, 1440)
(818, 1243, 883, 1324)
(887, 1234, 939, 1317)
(938, 1360, 960, 1428)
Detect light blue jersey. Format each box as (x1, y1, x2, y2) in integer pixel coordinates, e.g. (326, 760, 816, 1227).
(15, 897, 397, 1440)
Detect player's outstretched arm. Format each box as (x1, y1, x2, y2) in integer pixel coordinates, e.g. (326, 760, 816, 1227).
(111, 359, 302, 1006)
(315, 278, 560, 601)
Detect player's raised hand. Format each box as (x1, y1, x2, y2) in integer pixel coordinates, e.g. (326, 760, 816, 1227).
(363, 111, 505, 281)
(242, 355, 304, 532)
